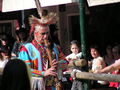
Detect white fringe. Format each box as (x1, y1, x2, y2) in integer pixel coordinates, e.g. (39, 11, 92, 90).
(31, 77, 45, 90)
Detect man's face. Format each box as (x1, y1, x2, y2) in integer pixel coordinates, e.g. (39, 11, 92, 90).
(34, 26, 50, 44)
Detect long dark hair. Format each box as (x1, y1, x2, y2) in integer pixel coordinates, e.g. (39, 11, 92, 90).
(0, 59, 31, 90)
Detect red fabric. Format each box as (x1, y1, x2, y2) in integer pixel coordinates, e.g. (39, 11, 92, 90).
(45, 87, 52, 90)
(109, 71, 119, 88)
(19, 45, 28, 52)
(69, 77, 73, 81)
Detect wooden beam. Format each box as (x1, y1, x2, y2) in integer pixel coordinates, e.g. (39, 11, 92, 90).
(70, 70, 120, 82)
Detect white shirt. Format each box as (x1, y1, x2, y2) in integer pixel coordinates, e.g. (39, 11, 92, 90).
(92, 56, 106, 72)
(66, 52, 82, 60)
(92, 56, 108, 84)
(0, 59, 8, 68)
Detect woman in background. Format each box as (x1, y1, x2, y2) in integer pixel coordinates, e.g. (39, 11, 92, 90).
(11, 28, 28, 57)
(104, 45, 114, 66)
(90, 45, 109, 88)
(0, 59, 31, 90)
(0, 45, 11, 71)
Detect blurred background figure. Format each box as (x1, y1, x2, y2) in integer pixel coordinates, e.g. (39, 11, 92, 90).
(109, 45, 120, 89)
(95, 44, 120, 90)
(104, 45, 114, 66)
(0, 45, 11, 69)
(0, 59, 31, 90)
(0, 35, 11, 52)
(11, 28, 28, 57)
(0, 45, 12, 87)
(112, 45, 120, 60)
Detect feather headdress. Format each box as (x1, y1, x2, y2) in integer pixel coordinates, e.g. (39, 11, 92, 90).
(29, 11, 58, 35)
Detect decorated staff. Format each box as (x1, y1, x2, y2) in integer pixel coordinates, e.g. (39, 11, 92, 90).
(44, 39, 62, 90)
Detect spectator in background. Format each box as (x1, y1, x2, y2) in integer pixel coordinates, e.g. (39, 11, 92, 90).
(104, 45, 114, 66)
(66, 40, 82, 61)
(0, 45, 11, 69)
(105, 45, 120, 89)
(11, 28, 28, 57)
(0, 59, 31, 90)
(65, 40, 84, 90)
(0, 45, 11, 86)
(112, 45, 120, 60)
(90, 45, 109, 88)
(0, 36, 11, 51)
(96, 44, 120, 90)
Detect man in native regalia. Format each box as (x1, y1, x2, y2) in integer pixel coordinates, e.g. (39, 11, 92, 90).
(18, 10, 68, 90)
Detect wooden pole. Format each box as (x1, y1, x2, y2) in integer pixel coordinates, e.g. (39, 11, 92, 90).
(70, 70, 120, 82)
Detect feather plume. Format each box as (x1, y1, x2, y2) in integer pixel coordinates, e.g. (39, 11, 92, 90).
(29, 12, 58, 26)
(29, 11, 58, 35)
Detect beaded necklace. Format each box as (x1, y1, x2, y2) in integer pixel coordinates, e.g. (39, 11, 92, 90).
(32, 40, 49, 71)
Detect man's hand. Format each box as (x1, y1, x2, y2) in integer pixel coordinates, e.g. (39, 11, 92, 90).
(52, 59, 58, 68)
(44, 59, 58, 76)
(44, 67, 57, 76)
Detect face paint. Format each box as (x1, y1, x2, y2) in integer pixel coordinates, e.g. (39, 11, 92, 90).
(34, 25, 50, 44)
(40, 32, 49, 35)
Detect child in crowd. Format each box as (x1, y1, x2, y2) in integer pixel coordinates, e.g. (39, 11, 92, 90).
(64, 40, 83, 90)
(90, 45, 109, 88)
(66, 40, 82, 61)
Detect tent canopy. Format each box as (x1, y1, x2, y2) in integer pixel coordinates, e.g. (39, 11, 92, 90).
(1, 0, 120, 12)
(87, 0, 120, 7)
(2, 0, 77, 12)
